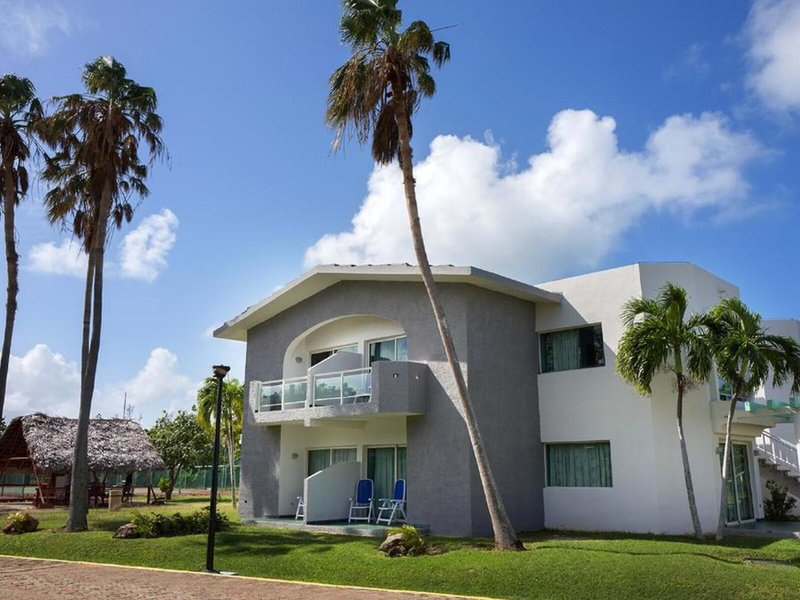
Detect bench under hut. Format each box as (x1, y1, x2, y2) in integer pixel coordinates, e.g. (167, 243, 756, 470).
(0, 413, 164, 507)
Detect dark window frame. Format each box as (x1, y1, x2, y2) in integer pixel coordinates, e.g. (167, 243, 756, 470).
(539, 324, 605, 373)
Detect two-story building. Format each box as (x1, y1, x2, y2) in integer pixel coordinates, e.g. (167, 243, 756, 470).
(214, 262, 797, 536)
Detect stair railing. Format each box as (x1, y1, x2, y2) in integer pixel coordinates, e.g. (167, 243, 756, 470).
(757, 430, 800, 474)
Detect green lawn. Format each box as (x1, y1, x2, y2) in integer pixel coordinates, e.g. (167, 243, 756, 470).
(1, 501, 800, 599)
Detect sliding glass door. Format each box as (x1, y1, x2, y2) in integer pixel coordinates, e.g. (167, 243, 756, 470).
(307, 447, 357, 476)
(720, 443, 754, 523)
(367, 446, 406, 500)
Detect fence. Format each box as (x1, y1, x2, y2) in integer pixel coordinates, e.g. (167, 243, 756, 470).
(0, 464, 240, 500)
(130, 464, 240, 492)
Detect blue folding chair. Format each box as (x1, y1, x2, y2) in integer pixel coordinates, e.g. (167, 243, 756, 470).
(348, 479, 374, 523)
(375, 479, 407, 525)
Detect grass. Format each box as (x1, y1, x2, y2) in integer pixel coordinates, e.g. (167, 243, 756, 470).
(2, 500, 800, 599)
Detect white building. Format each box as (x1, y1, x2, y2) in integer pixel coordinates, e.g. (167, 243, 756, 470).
(217, 261, 798, 535)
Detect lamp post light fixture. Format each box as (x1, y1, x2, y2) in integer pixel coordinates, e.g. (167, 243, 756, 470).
(205, 364, 233, 574)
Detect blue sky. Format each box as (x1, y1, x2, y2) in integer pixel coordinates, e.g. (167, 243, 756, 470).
(2, 0, 799, 425)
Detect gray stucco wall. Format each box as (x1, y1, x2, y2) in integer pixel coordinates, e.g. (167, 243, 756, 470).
(465, 287, 543, 535)
(238, 279, 544, 536)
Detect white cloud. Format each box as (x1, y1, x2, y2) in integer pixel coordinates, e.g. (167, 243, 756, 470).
(663, 43, 711, 81)
(4, 345, 197, 426)
(304, 109, 763, 282)
(0, 1, 71, 56)
(745, 0, 800, 113)
(28, 240, 87, 277)
(119, 209, 179, 282)
(101, 348, 197, 418)
(5, 344, 80, 417)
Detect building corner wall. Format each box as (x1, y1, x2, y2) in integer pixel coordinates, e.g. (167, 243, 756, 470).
(466, 287, 544, 535)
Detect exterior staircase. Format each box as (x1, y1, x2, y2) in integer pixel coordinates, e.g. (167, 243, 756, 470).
(755, 431, 800, 516)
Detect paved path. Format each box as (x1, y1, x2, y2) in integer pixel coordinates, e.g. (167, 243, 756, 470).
(0, 555, 476, 599)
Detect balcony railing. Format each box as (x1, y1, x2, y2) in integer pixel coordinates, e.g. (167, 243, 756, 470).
(313, 367, 372, 407)
(260, 376, 308, 412)
(258, 367, 372, 412)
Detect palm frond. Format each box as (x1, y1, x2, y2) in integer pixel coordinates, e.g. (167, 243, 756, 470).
(327, 0, 449, 163)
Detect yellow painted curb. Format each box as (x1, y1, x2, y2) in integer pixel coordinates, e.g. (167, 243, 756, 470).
(0, 554, 497, 600)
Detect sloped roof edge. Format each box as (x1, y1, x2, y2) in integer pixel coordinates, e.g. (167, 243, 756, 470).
(214, 264, 562, 341)
(0, 413, 164, 474)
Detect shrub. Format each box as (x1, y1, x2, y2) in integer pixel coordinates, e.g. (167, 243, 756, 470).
(157, 476, 173, 497)
(126, 508, 229, 539)
(2, 512, 39, 535)
(381, 525, 427, 556)
(764, 480, 798, 521)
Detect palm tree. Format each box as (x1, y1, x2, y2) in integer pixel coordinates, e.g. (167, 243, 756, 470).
(616, 284, 712, 540)
(40, 57, 165, 531)
(704, 298, 800, 539)
(196, 377, 244, 506)
(0, 75, 42, 421)
(326, 0, 522, 549)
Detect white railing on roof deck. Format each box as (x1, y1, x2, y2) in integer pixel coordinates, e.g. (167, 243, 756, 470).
(258, 367, 372, 412)
(756, 431, 800, 474)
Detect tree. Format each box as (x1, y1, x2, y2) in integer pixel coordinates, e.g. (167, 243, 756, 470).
(40, 57, 165, 531)
(616, 284, 712, 540)
(196, 376, 244, 506)
(0, 75, 42, 421)
(148, 410, 212, 501)
(704, 298, 800, 539)
(326, 0, 521, 549)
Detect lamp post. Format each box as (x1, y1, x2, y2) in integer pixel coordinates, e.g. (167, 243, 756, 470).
(205, 364, 230, 573)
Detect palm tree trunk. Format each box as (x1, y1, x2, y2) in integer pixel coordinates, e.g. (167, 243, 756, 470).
(67, 182, 111, 532)
(0, 161, 18, 421)
(675, 373, 703, 539)
(716, 392, 739, 540)
(392, 90, 522, 550)
(227, 423, 237, 507)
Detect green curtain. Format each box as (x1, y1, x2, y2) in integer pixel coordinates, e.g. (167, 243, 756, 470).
(397, 447, 407, 481)
(547, 443, 612, 487)
(369, 339, 395, 364)
(308, 449, 331, 475)
(396, 337, 408, 361)
(552, 330, 580, 372)
(368, 447, 396, 499)
(332, 448, 357, 464)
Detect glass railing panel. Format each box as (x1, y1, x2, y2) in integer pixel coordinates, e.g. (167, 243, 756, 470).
(342, 370, 372, 404)
(314, 373, 342, 407)
(261, 382, 283, 412)
(283, 379, 308, 408)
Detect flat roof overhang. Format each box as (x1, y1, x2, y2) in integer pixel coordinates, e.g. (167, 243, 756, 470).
(214, 264, 562, 341)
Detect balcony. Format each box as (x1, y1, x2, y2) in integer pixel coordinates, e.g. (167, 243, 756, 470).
(249, 361, 428, 425)
(260, 368, 372, 411)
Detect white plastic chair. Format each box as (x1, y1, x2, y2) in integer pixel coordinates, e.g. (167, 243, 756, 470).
(295, 495, 305, 520)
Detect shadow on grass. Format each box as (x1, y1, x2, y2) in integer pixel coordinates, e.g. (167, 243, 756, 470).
(533, 544, 747, 566)
(520, 529, 787, 551)
(174, 528, 369, 559)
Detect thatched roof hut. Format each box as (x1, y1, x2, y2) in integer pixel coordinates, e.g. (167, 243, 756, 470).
(0, 413, 164, 474)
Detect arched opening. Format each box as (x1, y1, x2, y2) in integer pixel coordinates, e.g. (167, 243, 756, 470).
(282, 314, 406, 379)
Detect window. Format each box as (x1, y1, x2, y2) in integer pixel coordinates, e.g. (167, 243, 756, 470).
(366, 446, 407, 500)
(368, 336, 408, 365)
(307, 447, 357, 476)
(546, 442, 612, 487)
(310, 343, 359, 367)
(540, 324, 605, 373)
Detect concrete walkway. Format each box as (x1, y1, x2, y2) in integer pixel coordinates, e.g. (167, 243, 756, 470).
(0, 555, 476, 600)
